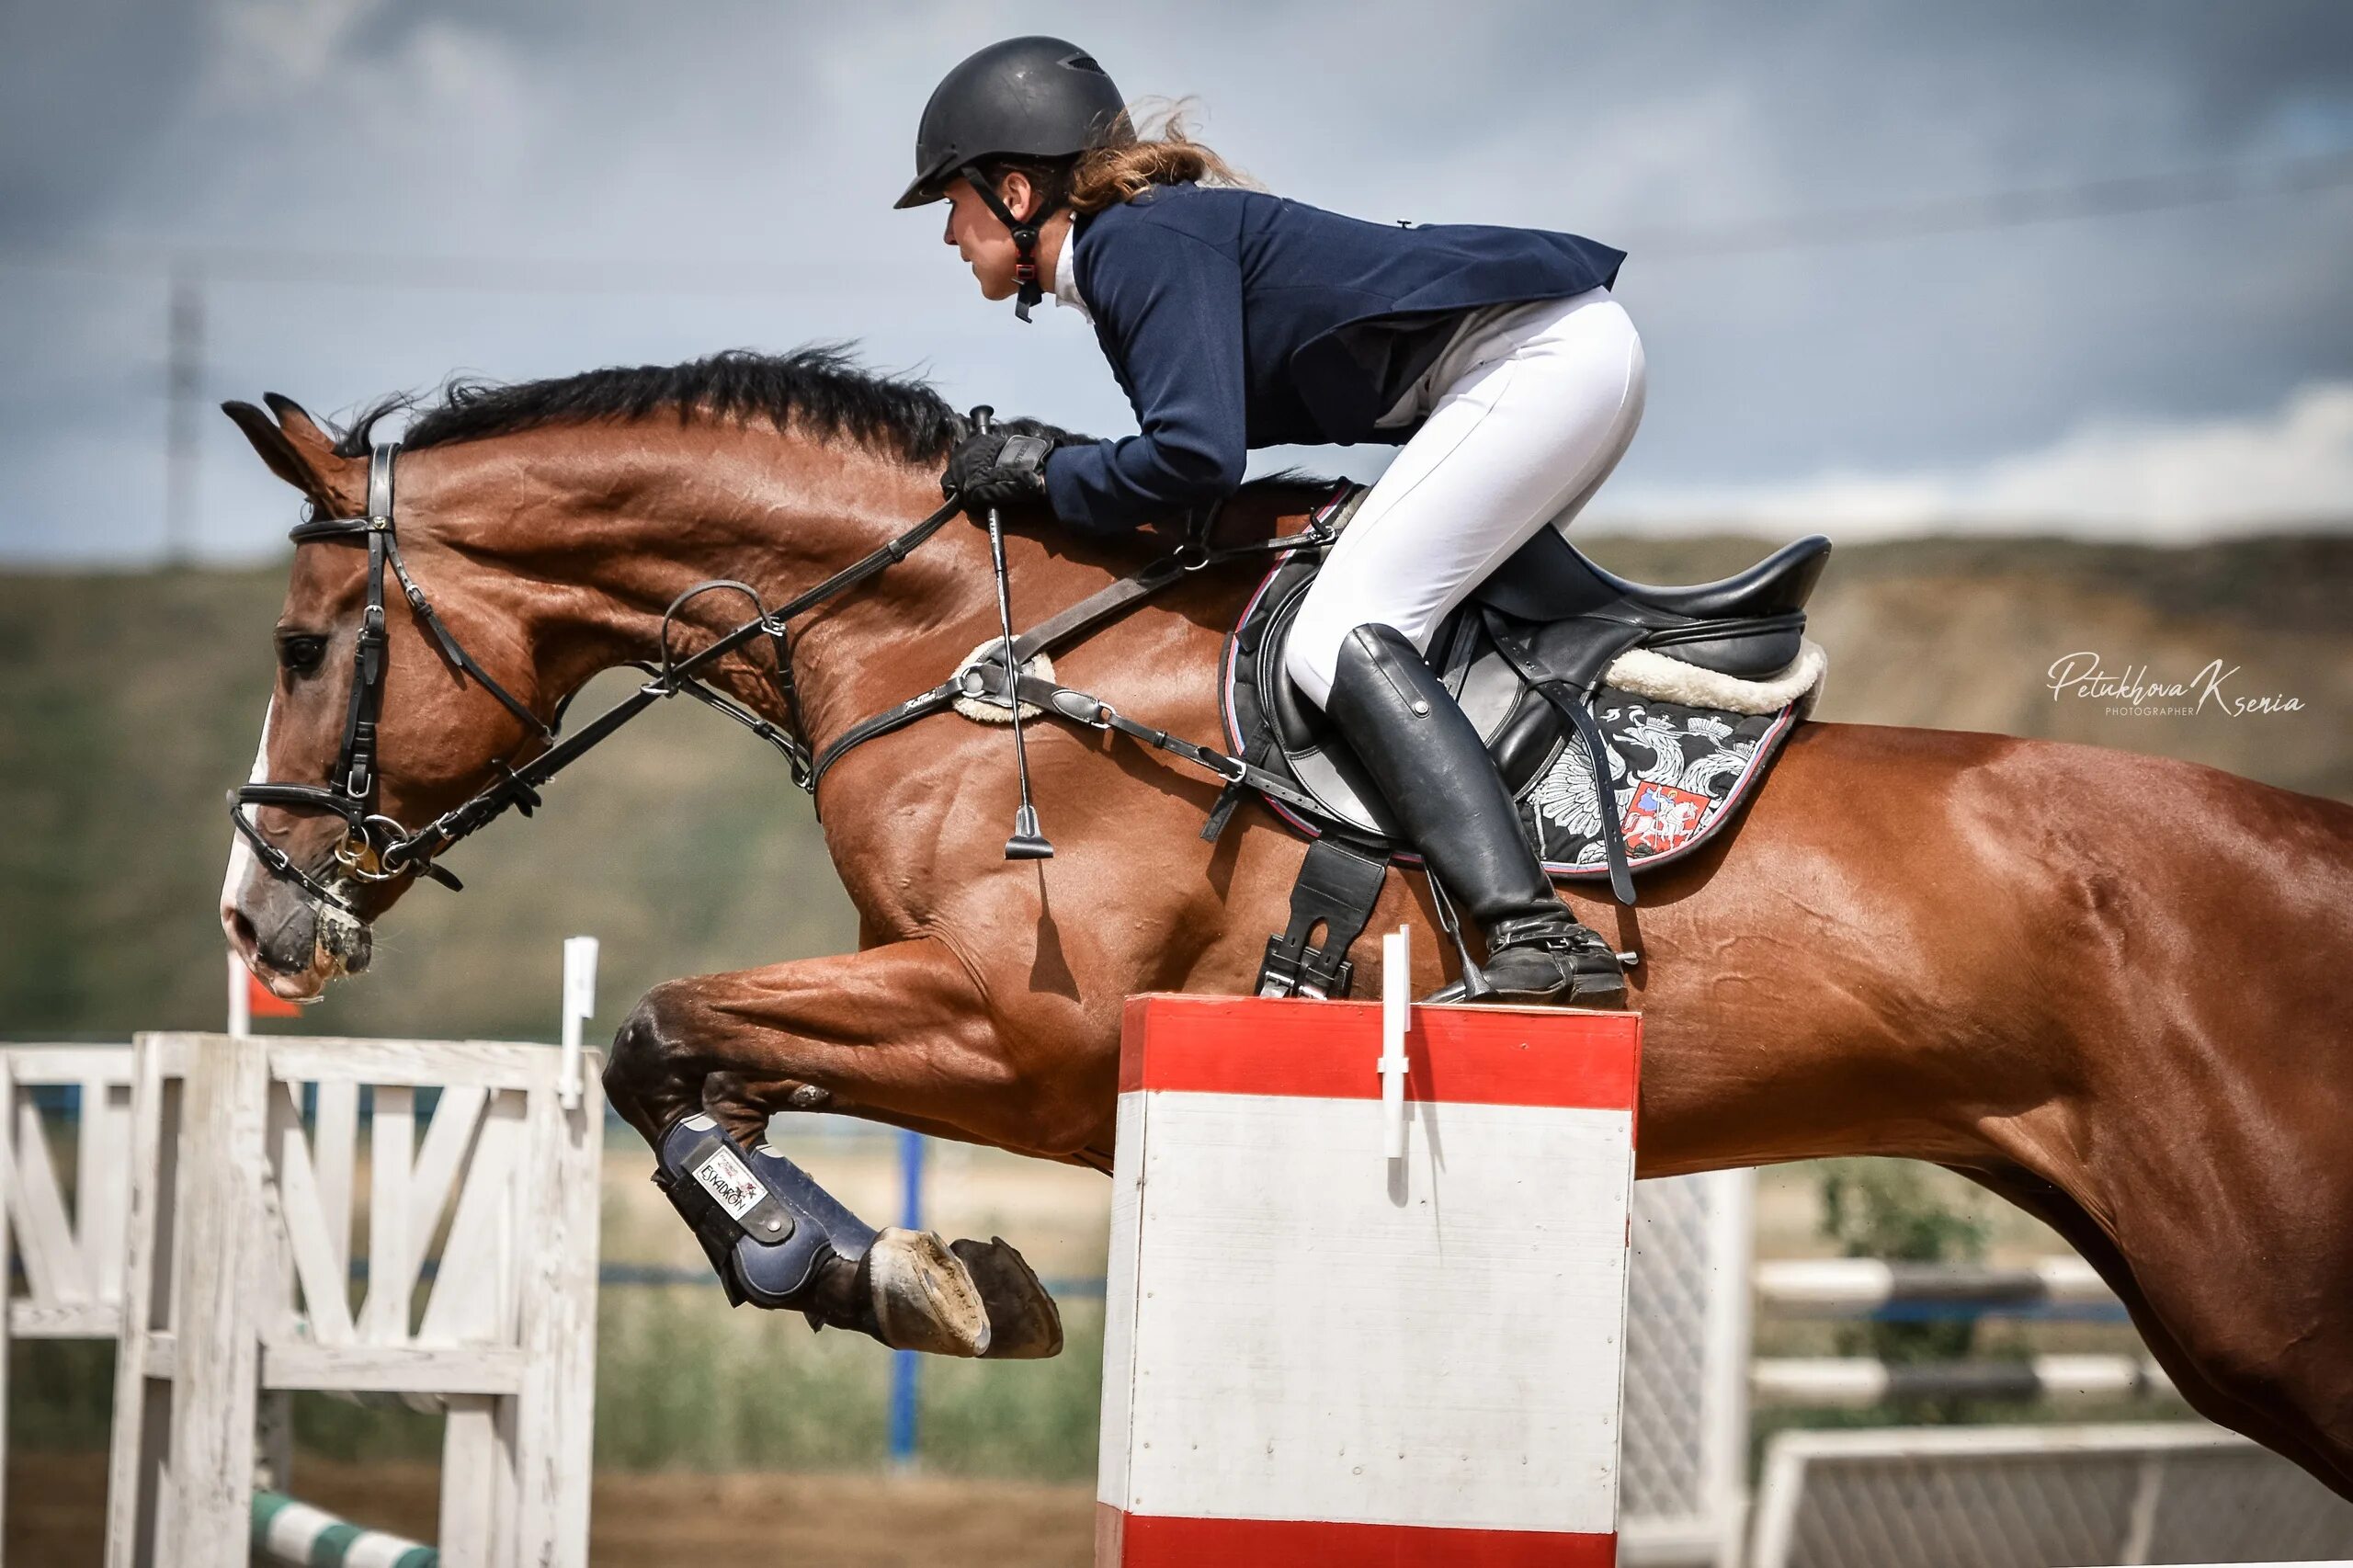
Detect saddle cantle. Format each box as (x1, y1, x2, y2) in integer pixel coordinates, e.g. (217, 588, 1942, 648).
(1222, 487, 1831, 901)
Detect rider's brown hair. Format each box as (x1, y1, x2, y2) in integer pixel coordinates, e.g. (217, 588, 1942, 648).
(1065, 100, 1254, 213)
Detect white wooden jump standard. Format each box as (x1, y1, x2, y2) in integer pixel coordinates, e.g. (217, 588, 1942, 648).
(1097, 976, 1642, 1567)
(104, 1033, 603, 1568)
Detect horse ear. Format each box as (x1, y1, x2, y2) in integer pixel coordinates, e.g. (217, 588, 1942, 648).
(261, 392, 329, 448)
(221, 398, 363, 515)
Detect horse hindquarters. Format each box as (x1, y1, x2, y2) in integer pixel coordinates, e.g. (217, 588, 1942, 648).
(1976, 756, 2353, 1497)
(1625, 723, 2353, 1498)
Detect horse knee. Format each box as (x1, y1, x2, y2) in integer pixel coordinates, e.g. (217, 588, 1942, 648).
(603, 983, 704, 1140)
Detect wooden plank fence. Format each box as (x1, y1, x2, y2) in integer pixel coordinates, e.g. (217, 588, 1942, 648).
(97, 1033, 602, 1568)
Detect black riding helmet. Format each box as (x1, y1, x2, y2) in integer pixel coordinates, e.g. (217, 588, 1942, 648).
(896, 37, 1129, 319)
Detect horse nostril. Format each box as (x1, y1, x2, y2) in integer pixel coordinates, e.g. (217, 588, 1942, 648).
(228, 908, 259, 956)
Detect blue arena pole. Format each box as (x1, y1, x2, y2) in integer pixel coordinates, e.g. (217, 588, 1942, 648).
(887, 1128, 926, 1469)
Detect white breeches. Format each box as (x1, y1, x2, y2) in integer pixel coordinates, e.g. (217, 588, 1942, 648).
(1283, 286, 1647, 707)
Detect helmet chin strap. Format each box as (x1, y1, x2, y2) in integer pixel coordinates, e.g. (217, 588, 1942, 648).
(960, 165, 1061, 323)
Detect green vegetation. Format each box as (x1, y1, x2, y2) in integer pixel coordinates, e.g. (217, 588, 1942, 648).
(8, 1295, 1106, 1481)
(1819, 1158, 1991, 1392)
(594, 1291, 1104, 1478)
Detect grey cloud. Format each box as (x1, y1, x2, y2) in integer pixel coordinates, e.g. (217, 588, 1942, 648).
(0, 1, 205, 233)
(1, 0, 2347, 561)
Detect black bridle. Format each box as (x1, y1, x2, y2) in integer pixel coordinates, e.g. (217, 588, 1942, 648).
(230, 440, 961, 915)
(232, 428, 1338, 920)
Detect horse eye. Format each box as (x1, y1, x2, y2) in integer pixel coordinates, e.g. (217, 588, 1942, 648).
(277, 633, 327, 675)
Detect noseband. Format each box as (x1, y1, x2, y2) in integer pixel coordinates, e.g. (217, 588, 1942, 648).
(230, 441, 962, 915)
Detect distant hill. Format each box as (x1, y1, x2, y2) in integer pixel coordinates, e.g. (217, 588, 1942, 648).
(3, 529, 2345, 1041)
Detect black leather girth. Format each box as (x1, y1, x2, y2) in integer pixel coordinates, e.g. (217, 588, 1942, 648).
(1256, 838, 1392, 1001)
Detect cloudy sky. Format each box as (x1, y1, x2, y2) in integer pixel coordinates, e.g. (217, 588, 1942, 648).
(3, 0, 2348, 562)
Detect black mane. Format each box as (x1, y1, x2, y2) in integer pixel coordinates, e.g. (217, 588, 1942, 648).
(322, 343, 1338, 510)
(333, 345, 1031, 463)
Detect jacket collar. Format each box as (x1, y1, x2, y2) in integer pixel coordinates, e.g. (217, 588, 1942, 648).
(1049, 214, 1092, 323)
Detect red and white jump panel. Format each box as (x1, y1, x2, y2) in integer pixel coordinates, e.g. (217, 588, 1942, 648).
(1098, 991, 1642, 1568)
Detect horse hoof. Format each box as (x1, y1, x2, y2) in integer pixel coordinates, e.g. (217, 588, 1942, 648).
(952, 1235, 1064, 1359)
(866, 1227, 994, 1357)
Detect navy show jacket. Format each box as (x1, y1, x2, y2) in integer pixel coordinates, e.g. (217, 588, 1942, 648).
(1041, 182, 1625, 533)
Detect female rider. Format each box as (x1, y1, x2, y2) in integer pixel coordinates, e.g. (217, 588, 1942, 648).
(902, 37, 1643, 1002)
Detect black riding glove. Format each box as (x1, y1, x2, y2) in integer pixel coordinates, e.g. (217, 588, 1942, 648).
(943, 429, 1053, 518)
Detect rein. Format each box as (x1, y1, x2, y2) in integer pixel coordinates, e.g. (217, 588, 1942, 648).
(232, 432, 1339, 916)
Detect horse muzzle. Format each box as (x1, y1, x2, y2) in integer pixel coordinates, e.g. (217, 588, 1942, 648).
(222, 872, 372, 1003)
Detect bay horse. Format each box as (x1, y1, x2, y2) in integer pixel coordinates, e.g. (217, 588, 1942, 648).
(216, 349, 2353, 1496)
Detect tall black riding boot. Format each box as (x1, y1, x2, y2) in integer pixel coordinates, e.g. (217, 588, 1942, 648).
(1325, 622, 1624, 1001)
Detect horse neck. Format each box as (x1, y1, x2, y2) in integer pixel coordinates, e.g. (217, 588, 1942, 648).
(404, 425, 1062, 744)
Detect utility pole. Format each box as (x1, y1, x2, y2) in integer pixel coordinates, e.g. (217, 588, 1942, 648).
(164, 259, 204, 562)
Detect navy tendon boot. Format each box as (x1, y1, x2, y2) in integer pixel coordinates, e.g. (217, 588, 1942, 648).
(654, 1113, 1062, 1358)
(1324, 622, 1625, 1001)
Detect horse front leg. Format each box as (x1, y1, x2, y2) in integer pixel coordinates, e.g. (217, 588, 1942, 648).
(602, 937, 1074, 1359)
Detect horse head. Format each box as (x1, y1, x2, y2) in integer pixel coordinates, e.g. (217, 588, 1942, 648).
(212, 351, 1013, 1006)
(219, 395, 565, 1002)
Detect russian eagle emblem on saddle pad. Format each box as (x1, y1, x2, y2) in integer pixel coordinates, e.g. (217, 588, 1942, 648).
(1521, 692, 1802, 874)
(1222, 485, 1832, 892)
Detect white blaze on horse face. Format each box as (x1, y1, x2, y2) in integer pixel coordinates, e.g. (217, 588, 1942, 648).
(221, 698, 274, 932)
